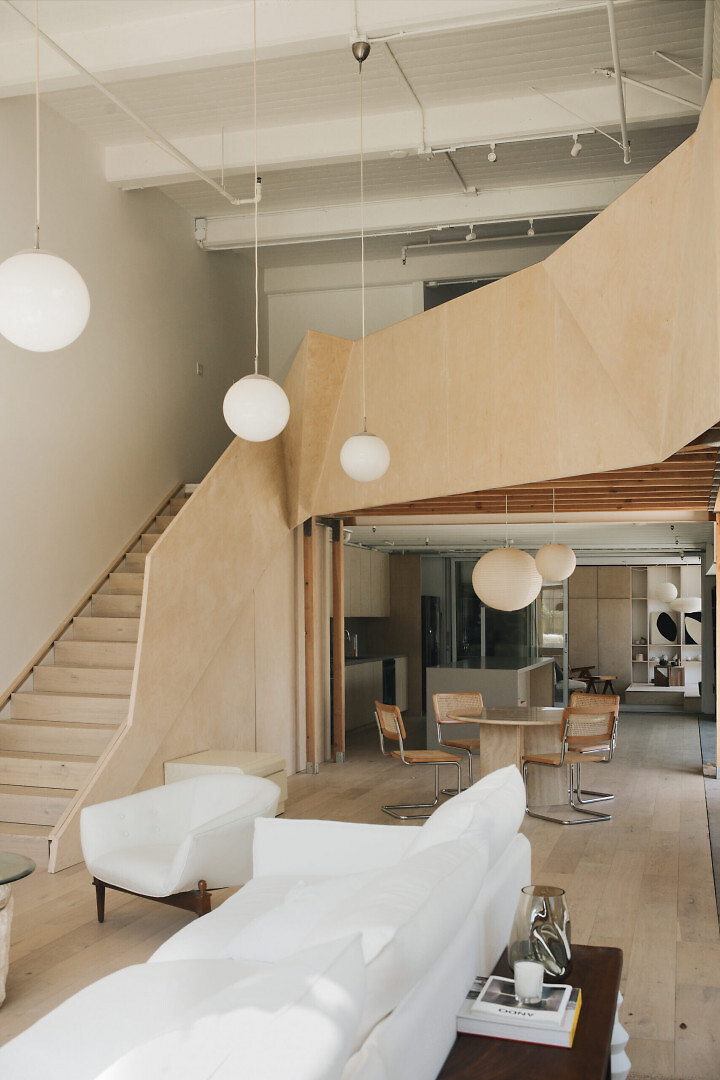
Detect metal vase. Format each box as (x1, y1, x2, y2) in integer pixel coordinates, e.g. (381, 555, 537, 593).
(507, 884, 572, 981)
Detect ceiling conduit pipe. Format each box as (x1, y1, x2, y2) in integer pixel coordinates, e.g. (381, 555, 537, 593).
(401, 228, 579, 265)
(605, 0, 632, 165)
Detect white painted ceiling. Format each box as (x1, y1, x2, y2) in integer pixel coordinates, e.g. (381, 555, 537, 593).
(0, 0, 707, 274)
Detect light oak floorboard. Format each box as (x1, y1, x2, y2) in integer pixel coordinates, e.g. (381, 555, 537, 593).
(0, 711, 717, 1080)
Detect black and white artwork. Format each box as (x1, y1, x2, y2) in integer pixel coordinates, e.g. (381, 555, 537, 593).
(655, 611, 678, 643)
(684, 613, 702, 645)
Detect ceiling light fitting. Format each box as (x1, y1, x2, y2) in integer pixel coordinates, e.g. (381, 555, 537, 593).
(534, 490, 576, 582)
(465, 225, 476, 241)
(487, 143, 497, 163)
(472, 497, 543, 611)
(570, 134, 582, 157)
(0, 0, 90, 352)
(340, 40, 390, 484)
(527, 219, 535, 237)
(223, 1, 289, 443)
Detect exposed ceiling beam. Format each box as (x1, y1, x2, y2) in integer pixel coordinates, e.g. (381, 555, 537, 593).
(199, 177, 637, 249)
(105, 87, 692, 191)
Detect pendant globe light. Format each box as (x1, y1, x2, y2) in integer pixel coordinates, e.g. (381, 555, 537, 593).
(223, 0, 289, 442)
(535, 490, 576, 582)
(340, 39, 390, 483)
(0, 1, 90, 352)
(670, 595, 701, 613)
(472, 497, 543, 611)
(654, 563, 678, 603)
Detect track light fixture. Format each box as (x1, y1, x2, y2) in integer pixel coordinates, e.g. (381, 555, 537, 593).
(487, 143, 497, 163)
(465, 225, 476, 241)
(527, 219, 535, 237)
(570, 134, 582, 158)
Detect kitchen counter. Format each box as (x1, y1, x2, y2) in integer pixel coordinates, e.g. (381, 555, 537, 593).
(344, 654, 407, 665)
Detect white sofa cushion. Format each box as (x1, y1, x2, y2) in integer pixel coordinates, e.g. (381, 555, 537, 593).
(0, 958, 264, 1080)
(95, 935, 366, 1080)
(305, 835, 490, 1050)
(252, 817, 415, 879)
(405, 764, 525, 864)
(228, 871, 376, 963)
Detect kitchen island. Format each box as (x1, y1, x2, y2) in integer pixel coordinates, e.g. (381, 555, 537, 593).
(425, 656, 554, 750)
(344, 655, 408, 731)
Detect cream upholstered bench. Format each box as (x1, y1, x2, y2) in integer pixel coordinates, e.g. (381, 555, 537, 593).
(164, 750, 287, 814)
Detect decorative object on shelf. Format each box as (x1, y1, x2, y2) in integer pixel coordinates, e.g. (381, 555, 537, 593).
(513, 961, 545, 1005)
(655, 610, 677, 643)
(0, 0, 90, 352)
(534, 490, 576, 582)
(507, 884, 572, 981)
(340, 39, 390, 483)
(223, 2, 290, 442)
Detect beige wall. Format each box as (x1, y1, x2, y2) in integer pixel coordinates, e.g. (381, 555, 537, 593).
(0, 97, 250, 694)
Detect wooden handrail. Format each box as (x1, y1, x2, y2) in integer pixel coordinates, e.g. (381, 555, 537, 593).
(0, 482, 185, 713)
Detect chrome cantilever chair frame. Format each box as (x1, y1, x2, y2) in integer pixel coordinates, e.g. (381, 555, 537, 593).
(432, 691, 482, 792)
(568, 692, 620, 804)
(375, 701, 462, 819)
(522, 706, 618, 825)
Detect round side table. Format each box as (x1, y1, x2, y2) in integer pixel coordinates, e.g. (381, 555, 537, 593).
(0, 852, 35, 1007)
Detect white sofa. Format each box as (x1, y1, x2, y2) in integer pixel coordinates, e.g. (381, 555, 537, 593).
(0, 765, 530, 1080)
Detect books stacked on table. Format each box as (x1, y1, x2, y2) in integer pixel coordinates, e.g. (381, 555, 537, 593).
(457, 974, 582, 1048)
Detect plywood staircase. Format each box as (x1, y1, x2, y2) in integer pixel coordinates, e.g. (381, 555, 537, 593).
(0, 488, 191, 866)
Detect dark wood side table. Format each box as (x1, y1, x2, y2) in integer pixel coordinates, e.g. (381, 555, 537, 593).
(438, 944, 622, 1080)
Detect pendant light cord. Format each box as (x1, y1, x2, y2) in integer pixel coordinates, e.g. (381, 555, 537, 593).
(253, 0, 259, 375)
(34, 0, 40, 249)
(552, 488, 556, 543)
(359, 56, 367, 431)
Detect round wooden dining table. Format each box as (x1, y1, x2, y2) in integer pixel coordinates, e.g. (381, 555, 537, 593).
(446, 705, 567, 804)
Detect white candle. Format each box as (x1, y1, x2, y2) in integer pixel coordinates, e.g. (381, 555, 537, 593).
(514, 960, 544, 1004)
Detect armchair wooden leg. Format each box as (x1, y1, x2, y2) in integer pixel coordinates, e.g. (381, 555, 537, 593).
(94, 878, 105, 924)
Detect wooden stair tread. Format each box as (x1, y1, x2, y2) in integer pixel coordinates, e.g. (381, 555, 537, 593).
(0, 821, 52, 837)
(0, 784, 75, 797)
(0, 750, 97, 764)
(72, 617, 139, 642)
(54, 641, 137, 668)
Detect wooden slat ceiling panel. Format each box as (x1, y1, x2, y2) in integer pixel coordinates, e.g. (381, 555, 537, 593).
(342, 444, 719, 520)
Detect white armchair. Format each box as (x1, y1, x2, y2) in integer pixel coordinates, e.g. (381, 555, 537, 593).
(81, 773, 280, 921)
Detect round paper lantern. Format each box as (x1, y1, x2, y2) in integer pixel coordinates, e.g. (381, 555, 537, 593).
(655, 581, 678, 603)
(534, 543, 576, 582)
(472, 547, 543, 611)
(223, 373, 290, 442)
(340, 431, 390, 482)
(0, 249, 90, 351)
(670, 596, 702, 613)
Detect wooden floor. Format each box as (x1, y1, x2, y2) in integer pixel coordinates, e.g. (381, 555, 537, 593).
(1, 711, 718, 1079)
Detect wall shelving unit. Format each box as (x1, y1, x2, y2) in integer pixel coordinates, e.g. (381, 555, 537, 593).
(630, 565, 702, 691)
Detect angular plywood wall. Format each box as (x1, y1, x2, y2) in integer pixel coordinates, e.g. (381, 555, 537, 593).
(49, 83, 720, 869)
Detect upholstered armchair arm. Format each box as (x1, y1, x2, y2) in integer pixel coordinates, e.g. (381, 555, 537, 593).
(252, 816, 416, 879)
(170, 787, 281, 892)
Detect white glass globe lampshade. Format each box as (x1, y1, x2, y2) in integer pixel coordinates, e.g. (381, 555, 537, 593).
(472, 547, 543, 611)
(223, 373, 290, 442)
(534, 543, 576, 582)
(655, 581, 678, 603)
(670, 596, 701, 613)
(0, 249, 90, 352)
(340, 431, 390, 482)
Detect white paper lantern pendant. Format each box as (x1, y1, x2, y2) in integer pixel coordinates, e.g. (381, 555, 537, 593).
(223, 373, 290, 442)
(535, 543, 576, 582)
(655, 580, 678, 603)
(472, 547, 543, 612)
(0, 250, 90, 352)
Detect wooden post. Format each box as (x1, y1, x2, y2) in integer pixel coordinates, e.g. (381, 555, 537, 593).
(715, 515, 720, 776)
(332, 520, 346, 762)
(304, 518, 321, 773)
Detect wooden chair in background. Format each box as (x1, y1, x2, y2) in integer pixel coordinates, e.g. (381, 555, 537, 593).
(432, 691, 483, 790)
(375, 701, 462, 819)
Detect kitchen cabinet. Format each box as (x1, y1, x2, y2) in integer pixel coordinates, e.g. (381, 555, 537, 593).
(344, 545, 390, 617)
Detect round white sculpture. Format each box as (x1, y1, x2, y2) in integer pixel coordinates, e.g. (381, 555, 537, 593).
(340, 431, 390, 482)
(534, 543, 576, 582)
(223, 373, 290, 442)
(472, 547, 543, 611)
(670, 596, 701, 613)
(0, 249, 90, 352)
(655, 581, 678, 603)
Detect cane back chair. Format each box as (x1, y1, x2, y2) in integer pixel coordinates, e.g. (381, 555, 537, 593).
(375, 701, 462, 819)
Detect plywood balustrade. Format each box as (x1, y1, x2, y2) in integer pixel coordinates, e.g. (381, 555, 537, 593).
(48, 81, 720, 870)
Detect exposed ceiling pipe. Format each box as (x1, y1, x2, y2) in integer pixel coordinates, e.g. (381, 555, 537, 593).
(594, 68, 701, 112)
(605, 1, 632, 164)
(383, 42, 429, 154)
(653, 50, 702, 81)
(701, 0, 714, 105)
(0, 0, 260, 209)
(441, 152, 476, 195)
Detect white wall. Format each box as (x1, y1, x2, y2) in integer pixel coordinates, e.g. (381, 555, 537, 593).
(268, 283, 421, 383)
(0, 97, 249, 692)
